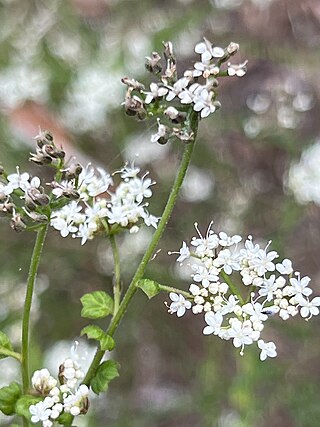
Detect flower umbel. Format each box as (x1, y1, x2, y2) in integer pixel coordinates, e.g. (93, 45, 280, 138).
(166, 222, 320, 360)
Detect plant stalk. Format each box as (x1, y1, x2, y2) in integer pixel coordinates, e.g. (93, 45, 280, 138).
(83, 111, 199, 386)
(21, 225, 48, 394)
(109, 234, 121, 315)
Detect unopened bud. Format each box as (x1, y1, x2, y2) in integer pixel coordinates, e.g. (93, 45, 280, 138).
(121, 77, 145, 91)
(145, 52, 162, 74)
(227, 42, 239, 56)
(62, 164, 83, 180)
(172, 127, 194, 143)
(10, 213, 26, 232)
(164, 107, 186, 124)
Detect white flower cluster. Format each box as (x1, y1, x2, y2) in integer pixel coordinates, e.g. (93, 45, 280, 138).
(29, 360, 88, 426)
(287, 140, 320, 205)
(167, 223, 320, 360)
(50, 162, 159, 244)
(0, 166, 50, 231)
(123, 39, 246, 145)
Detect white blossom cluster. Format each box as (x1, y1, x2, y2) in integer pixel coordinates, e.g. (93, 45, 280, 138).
(50, 162, 159, 244)
(286, 140, 320, 205)
(123, 38, 247, 145)
(167, 222, 320, 360)
(0, 166, 50, 232)
(29, 360, 88, 426)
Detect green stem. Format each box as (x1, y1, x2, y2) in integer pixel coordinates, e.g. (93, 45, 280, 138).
(83, 111, 199, 386)
(0, 348, 22, 362)
(158, 284, 193, 300)
(21, 225, 48, 394)
(109, 234, 121, 315)
(221, 271, 244, 304)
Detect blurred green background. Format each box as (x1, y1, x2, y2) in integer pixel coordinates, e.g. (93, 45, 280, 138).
(1, 0, 320, 426)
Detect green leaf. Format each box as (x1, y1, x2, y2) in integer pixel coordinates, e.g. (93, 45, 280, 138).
(15, 394, 42, 420)
(0, 332, 13, 360)
(0, 382, 21, 415)
(57, 411, 73, 425)
(91, 360, 120, 395)
(80, 291, 114, 319)
(137, 279, 161, 299)
(81, 325, 115, 351)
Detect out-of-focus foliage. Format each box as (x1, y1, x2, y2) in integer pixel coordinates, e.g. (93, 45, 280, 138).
(1, 0, 320, 426)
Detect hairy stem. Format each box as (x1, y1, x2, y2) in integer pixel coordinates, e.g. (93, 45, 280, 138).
(83, 111, 199, 386)
(21, 225, 48, 394)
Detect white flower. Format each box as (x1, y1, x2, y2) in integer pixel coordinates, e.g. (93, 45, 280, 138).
(63, 384, 89, 416)
(289, 275, 312, 298)
(6, 167, 30, 192)
(29, 400, 52, 423)
(195, 39, 224, 62)
(191, 222, 219, 257)
(192, 264, 219, 287)
(297, 296, 320, 319)
(257, 340, 277, 361)
(170, 241, 190, 263)
(178, 83, 202, 105)
(166, 77, 190, 101)
(203, 311, 223, 335)
(258, 275, 278, 301)
(214, 249, 240, 275)
(228, 318, 259, 352)
(193, 88, 218, 118)
(151, 119, 167, 144)
(227, 61, 248, 77)
(167, 293, 191, 317)
(250, 248, 278, 276)
(144, 82, 168, 104)
(276, 259, 293, 275)
(192, 61, 219, 78)
(142, 213, 159, 228)
(220, 295, 239, 315)
(32, 369, 57, 394)
(219, 232, 242, 247)
(242, 302, 268, 323)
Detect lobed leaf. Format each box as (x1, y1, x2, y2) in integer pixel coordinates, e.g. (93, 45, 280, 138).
(137, 278, 161, 299)
(80, 291, 114, 319)
(91, 360, 120, 395)
(0, 331, 13, 360)
(81, 325, 115, 351)
(0, 382, 21, 415)
(15, 394, 42, 420)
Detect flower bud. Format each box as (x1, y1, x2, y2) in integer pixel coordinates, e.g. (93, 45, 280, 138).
(227, 42, 239, 56)
(10, 212, 26, 232)
(145, 52, 162, 74)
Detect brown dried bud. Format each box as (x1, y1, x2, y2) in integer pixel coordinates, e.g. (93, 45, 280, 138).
(0, 165, 4, 175)
(123, 89, 147, 120)
(24, 210, 48, 223)
(10, 213, 26, 232)
(62, 163, 83, 180)
(164, 107, 186, 124)
(121, 77, 145, 91)
(43, 144, 65, 159)
(29, 152, 52, 165)
(227, 42, 240, 56)
(145, 52, 162, 74)
(80, 397, 90, 415)
(172, 127, 194, 143)
(0, 200, 14, 215)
